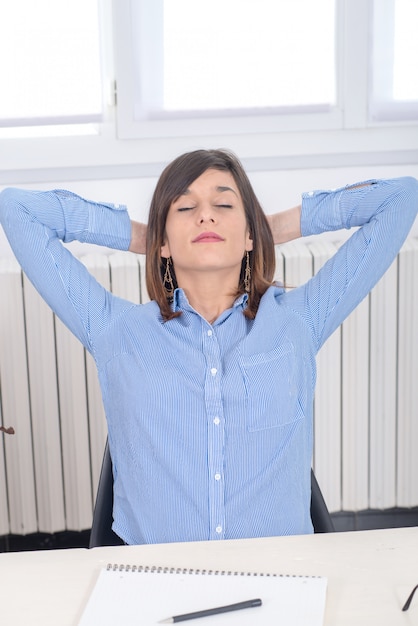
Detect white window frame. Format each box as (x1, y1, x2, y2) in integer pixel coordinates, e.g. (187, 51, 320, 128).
(0, 0, 417, 184)
(111, 0, 418, 154)
(113, 0, 343, 139)
(113, 0, 418, 138)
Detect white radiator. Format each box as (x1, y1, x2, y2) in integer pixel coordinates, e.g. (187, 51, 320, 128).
(0, 240, 417, 535)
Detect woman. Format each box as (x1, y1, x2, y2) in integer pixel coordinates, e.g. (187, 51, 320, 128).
(1, 149, 417, 544)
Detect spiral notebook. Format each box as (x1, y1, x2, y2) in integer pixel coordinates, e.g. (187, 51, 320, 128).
(78, 563, 327, 625)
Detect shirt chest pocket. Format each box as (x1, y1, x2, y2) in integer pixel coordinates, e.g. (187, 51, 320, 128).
(240, 341, 302, 432)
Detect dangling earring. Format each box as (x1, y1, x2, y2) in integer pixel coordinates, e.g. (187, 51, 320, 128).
(163, 256, 175, 298)
(244, 251, 251, 293)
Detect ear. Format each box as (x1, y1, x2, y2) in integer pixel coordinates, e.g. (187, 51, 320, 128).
(160, 240, 171, 258)
(245, 230, 253, 252)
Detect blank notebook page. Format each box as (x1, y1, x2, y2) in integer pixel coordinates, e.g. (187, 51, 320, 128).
(78, 565, 327, 626)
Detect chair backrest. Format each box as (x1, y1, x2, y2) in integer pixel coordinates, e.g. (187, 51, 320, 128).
(310, 469, 335, 533)
(89, 439, 334, 548)
(89, 439, 123, 548)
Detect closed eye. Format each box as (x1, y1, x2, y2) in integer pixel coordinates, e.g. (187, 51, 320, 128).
(177, 204, 232, 211)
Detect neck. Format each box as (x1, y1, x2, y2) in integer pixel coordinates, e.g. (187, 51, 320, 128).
(177, 270, 240, 324)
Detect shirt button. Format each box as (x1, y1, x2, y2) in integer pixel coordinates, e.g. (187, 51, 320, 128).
(215, 526, 222, 534)
(207, 329, 213, 336)
(210, 367, 217, 376)
(307, 191, 314, 196)
(214, 473, 221, 481)
(213, 417, 220, 425)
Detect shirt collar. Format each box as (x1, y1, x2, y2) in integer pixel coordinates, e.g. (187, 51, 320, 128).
(172, 288, 248, 321)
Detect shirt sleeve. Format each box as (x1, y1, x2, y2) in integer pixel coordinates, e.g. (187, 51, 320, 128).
(0, 187, 133, 353)
(291, 177, 418, 351)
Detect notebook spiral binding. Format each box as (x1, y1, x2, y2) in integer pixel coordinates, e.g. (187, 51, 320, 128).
(106, 563, 320, 578)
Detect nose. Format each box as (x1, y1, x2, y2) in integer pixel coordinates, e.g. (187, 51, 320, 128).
(196, 204, 216, 224)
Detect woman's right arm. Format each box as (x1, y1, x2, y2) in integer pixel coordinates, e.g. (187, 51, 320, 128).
(0, 188, 133, 351)
(129, 220, 147, 254)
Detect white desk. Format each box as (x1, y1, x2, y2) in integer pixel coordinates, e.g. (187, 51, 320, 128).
(0, 527, 417, 625)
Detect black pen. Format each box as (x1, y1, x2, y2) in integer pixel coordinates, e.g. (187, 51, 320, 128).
(160, 598, 262, 623)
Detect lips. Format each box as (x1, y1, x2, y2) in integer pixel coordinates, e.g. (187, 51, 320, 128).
(192, 232, 224, 243)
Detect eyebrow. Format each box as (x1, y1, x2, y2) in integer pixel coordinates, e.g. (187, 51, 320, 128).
(216, 185, 237, 195)
(180, 185, 238, 197)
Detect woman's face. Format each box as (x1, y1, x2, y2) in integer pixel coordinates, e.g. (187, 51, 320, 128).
(160, 168, 253, 286)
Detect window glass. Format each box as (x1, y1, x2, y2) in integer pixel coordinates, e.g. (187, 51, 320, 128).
(0, 0, 102, 126)
(371, 0, 418, 120)
(393, 0, 418, 100)
(161, 0, 336, 112)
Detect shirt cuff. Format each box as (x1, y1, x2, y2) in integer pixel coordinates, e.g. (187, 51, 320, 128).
(56, 190, 132, 250)
(300, 180, 377, 237)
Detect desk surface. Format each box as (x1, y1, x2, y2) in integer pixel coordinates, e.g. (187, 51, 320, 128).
(0, 527, 417, 625)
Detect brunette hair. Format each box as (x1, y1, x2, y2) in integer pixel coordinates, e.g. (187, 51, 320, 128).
(145, 149, 275, 321)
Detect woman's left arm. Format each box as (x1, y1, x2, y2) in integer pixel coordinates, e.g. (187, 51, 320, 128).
(286, 177, 418, 350)
(267, 205, 302, 245)
(267, 180, 416, 245)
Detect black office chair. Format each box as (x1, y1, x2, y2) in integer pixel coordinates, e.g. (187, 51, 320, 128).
(89, 439, 334, 548)
(90, 439, 124, 548)
(310, 469, 335, 533)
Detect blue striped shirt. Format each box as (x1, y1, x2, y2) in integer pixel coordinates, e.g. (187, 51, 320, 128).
(1, 177, 417, 544)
